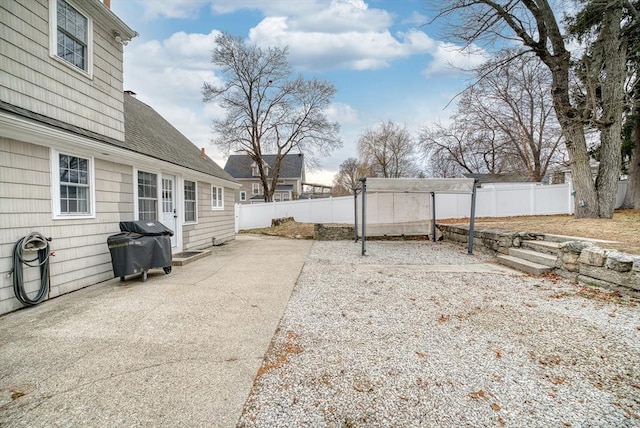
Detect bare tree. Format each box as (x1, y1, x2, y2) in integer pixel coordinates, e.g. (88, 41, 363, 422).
(358, 120, 420, 178)
(456, 51, 566, 181)
(202, 32, 341, 202)
(421, 119, 508, 177)
(433, 0, 635, 218)
(332, 157, 375, 196)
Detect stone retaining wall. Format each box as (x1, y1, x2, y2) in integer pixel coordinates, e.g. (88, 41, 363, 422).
(314, 224, 355, 241)
(438, 224, 520, 255)
(556, 242, 640, 293)
(437, 224, 640, 294)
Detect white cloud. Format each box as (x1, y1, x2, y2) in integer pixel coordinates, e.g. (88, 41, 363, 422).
(288, 0, 392, 33)
(325, 102, 360, 126)
(249, 20, 437, 71)
(422, 42, 491, 76)
(403, 11, 430, 26)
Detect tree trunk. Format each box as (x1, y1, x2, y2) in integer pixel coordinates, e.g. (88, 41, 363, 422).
(546, 52, 598, 218)
(623, 116, 640, 208)
(594, 5, 625, 218)
(563, 122, 599, 217)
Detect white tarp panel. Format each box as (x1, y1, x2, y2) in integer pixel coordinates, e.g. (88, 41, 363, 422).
(356, 192, 432, 236)
(363, 178, 475, 194)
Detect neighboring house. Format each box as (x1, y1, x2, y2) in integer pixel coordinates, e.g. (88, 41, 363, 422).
(224, 154, 306, 204)
(548, 160, 601, 185)
(0, 0, 238, 315)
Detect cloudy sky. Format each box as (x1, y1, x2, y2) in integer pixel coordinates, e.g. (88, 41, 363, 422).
(111, 0, 488, 185)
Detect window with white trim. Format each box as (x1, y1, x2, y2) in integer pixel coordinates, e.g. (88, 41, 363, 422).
(138, 171, 158, 220)
(184, 180, 197, 223)
(274, 193, 281, 202)
(51, 0, 92, 73)
(252, 183, 260, 195)
(239, 191, 247, 201)
(212, 186, 223, 209)
(51, 150, 94, 218)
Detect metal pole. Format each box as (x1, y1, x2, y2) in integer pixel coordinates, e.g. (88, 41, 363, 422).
(468, 180, 478, 254)
(353, 189, 358, 242)
(360, 178, 367, 255)
(431, 191, 436, 242)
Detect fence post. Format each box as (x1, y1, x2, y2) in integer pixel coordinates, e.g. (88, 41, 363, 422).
(234, 203, 240, 234)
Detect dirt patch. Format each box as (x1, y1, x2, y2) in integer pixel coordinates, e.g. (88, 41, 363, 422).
(241, 219, 315, 240)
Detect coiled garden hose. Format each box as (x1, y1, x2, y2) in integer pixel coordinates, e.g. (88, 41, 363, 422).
(10, 232, 52, 306)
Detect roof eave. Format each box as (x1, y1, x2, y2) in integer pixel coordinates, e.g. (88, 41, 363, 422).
(86, 0, 138, 41)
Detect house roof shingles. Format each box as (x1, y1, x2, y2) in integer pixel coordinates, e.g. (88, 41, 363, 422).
(124, 94, 235, 182)
(224, 154, 304, 179)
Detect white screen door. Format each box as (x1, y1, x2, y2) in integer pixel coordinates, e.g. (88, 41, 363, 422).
(161, 174, 177, 247)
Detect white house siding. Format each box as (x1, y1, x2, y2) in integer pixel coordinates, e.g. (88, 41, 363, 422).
(182, 183, 236, 249)
(0, 138, 134, 314)
(0, 0, 126, 141)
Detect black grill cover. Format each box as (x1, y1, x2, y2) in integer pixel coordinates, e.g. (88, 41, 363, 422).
(107, 232, 172, 277)
(119, 220, 174, 236)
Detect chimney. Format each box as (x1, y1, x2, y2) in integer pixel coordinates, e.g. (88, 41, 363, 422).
(103, 0, 111, 9)
(124, 90, 137, 98)
(201, 148, 206, 159)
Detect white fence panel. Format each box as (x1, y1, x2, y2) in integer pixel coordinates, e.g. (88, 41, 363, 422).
(236, 182, 628, 232)
(235, 196, 354, 232)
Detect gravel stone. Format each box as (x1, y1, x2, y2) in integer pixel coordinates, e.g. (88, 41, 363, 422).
(238, 241, 640, 427)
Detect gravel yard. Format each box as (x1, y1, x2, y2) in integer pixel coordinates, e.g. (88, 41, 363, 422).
(239, 240, 640, 427)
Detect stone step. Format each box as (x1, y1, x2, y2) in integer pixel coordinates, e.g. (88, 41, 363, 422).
(521, 240, 559, 255)
(543, 234, 620, 245)
(508, 248, 557, 267)
(172, 249, 212, 266)
(496, 254, 554, 276)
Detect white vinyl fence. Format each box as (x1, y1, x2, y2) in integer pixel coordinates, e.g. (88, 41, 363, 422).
(235, 196, 354, 232)
(235, 181, 628, 232)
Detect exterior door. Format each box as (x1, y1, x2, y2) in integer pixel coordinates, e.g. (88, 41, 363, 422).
(161, 174, 178, 248)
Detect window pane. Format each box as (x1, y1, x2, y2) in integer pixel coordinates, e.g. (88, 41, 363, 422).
(56, 0, 87, 70)
(57, 153, 90, 215)
(77, 187, 87, 200)
(185, 201, 195, 222)
(138, 171, 158, 220)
